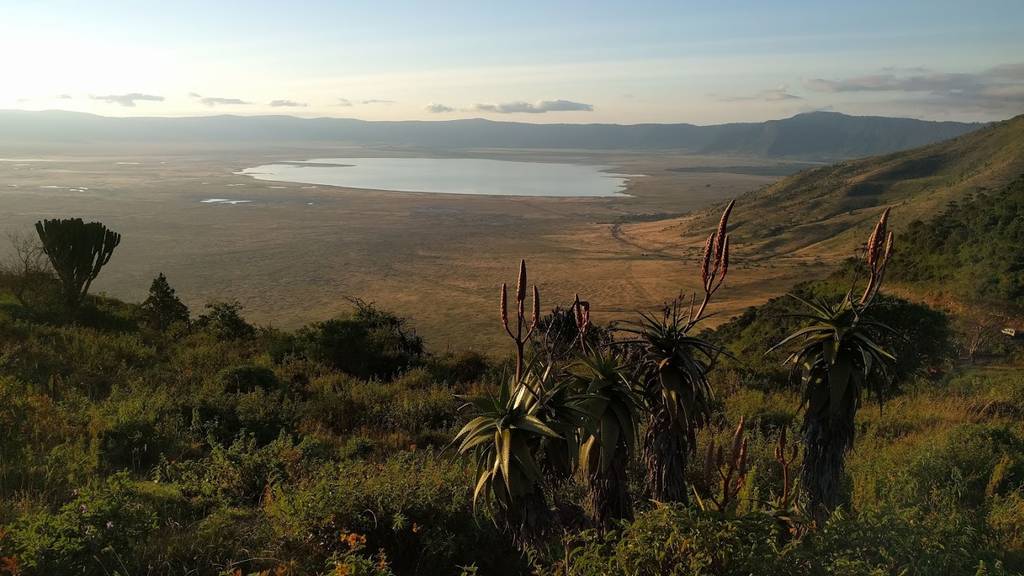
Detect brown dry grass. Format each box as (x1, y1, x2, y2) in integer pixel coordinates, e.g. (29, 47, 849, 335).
(0, 142, 826, 351)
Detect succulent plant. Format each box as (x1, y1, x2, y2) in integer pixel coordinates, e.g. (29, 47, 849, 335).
(768, 207, 898, 522)
(34, 218, 121, 309)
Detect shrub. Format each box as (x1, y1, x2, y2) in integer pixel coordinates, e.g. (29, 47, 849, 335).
(548, 505, 792, 576)
(195, 301, 255, 341)
(155, 433, 298, 508)
(263, 451, 522, 575)
(425, 350, 489, 385)
(713, 280, 953, 388)
(6, 473, 157, 575)
(217, 364, 280, 394)
(290, 300, 424, 380)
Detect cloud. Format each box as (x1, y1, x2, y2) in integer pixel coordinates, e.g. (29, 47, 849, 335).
(91, 93, 164, 107)
(189, 93, 251, 106)
(425, 103, 455, 113)
(57, 94, 72, 100)
(472, 99, 594, 114)
(361, 99, 395, 105)
(335, 98, 353, 107)
(201, 97, 250, 106)
(804, 63, 1024, 112)
(269, 99, 307, 107)
(717, 87, 802, 102)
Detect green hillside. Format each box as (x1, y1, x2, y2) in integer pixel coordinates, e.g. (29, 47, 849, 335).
(721, 114, 1024, 257)
(890, 175, 1024, 306)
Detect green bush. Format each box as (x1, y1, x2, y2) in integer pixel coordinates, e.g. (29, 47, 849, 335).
(216, 364, 280, 394)
(288, 301, 424, 380)
(548, 505, 792, 576)
(156, 434, 299, 507)
(263, 451, 523, 575)
(5, 473, 158, 575)
(711, 280, 953, 388)
(195, 301, 255, 341)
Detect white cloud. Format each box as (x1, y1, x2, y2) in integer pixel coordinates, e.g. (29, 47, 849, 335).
(425, 103, 454, 113)
(472, 99, 593, 114)
(189, 93, 251, 106)
(90, 93, 164, 107)
(269, 99, 307, 107)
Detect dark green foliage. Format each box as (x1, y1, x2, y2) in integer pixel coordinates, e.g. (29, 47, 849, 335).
(216, 364, 280, 394)
(195, 300, 255, 340)
(890, 175, 1024, 305)
(424, 349, 489, 385)
(5, 473, 158, 575)
(140, 272, 189, 330)
(34, 218, 121, 309)
(547, 498, 1021, 576)
(1, 217, 1021, 575)
(289, 300, 424, 379)
(713, 280, 953, 387)
(264, 451, 524, 575)
(532, 305, 609, 363)
(548, 505, 790, 576)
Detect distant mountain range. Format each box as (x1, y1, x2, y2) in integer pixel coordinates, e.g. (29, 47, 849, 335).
(0, 109, 983, 160)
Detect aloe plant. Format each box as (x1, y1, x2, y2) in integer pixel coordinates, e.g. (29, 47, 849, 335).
(768, 208, 897, 521)
(455, 260, 577, 544)
(625, 200, 734, 503)
(571, 349, 642, 528)
(452, 364, 565, 543)
(500, 259, 540, 384)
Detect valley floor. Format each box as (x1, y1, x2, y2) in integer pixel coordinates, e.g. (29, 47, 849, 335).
(0, 143, 825, 350)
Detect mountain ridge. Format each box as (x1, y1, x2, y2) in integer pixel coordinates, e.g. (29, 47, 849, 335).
(0, 109, 984, 160)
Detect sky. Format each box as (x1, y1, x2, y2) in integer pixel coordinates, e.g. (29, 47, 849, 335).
(2, 0, 1023, 124)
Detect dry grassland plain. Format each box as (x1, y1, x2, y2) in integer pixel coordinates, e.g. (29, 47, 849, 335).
(0, 143, 832, 351)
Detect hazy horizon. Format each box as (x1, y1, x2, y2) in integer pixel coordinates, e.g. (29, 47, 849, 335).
(0, 107, 995, 127)
(3, 0, 1023, 124)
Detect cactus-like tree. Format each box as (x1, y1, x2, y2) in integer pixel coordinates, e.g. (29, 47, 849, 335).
(768, 208, 897, 522)
(34, 218, 121, 309)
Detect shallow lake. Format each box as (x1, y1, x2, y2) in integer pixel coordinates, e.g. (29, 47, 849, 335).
(237, 157, 631, 197)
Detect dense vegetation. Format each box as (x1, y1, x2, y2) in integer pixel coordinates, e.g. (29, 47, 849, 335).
(0, 205, 1021, 575)
(890, 175, 1024, 306)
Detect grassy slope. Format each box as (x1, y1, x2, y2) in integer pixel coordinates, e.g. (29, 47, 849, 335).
(737, 113, 1024, 258)
(624, 114, 1024, 263)
(886, 175, 1024, 310)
